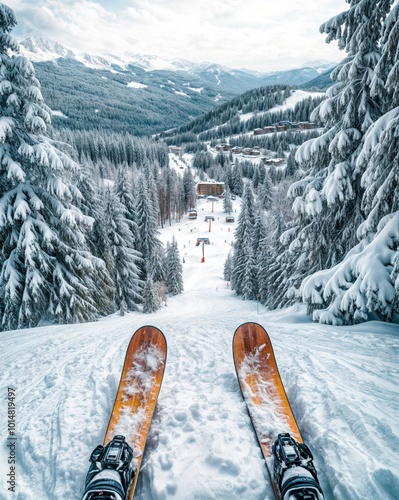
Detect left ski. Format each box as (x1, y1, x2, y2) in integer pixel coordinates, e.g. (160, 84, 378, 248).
(81, 325, 167, 500)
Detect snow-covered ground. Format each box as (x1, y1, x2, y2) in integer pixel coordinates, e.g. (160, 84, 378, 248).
(1, 196, 398, 499)
(239, 90, 325, 122)
(127, 81, 148, 89)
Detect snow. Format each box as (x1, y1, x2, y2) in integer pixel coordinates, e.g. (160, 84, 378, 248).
(302, 212, 399, 325)
(126, 81, 148, 89)
(239, 90, 325, 122)
(173, 88, 189, 97)
(51, 110, 68, 119)
(270, 90, 324, 113)
(356, 106, 399, 166)
(111, 344, 164, 459)
(184, 85, 204, 93)
(0, 197, 398, 499)
(238, 349, 289, 440)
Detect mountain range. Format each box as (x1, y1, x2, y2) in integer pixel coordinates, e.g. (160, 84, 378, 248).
(17, 32, 335, 135)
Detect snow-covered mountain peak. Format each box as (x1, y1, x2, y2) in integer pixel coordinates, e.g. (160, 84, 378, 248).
(198, 62, 237, 75)
(122, 52, 197, 72)
(300, 59, 337, 74)
(17, 33, 203, 73)
(17, 31, 75, 61)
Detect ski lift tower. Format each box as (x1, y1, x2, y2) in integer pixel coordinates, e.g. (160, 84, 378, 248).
(207, 195, 219, 213)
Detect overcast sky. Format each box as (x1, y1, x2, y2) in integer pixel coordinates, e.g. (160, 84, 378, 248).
(7, 0, 347, 71)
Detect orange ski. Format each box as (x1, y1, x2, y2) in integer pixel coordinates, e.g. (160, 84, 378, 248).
(82, 325, 167, 500)
(105, 325, 167, 498)
(233, 322, 305, 499)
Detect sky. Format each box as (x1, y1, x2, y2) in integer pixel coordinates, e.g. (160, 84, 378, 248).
(6, 0, 347, 72)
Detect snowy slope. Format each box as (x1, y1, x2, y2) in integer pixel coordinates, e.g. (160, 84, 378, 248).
(239, 89, 325, 122)
(0, 196, 398, 499)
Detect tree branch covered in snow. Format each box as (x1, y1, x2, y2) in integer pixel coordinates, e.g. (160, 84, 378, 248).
(0, 6, 111, 329)
(295, 0, 399, 324)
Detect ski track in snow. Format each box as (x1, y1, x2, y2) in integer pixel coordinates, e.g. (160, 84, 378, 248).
(0, 197, 398, 499)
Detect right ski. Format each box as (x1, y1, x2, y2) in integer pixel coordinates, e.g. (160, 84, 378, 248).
(233, 322, 324, 500)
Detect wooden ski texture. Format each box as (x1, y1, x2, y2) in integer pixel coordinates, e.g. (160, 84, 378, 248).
(104, 325, 167, 499)
(233, 322, 301, 500)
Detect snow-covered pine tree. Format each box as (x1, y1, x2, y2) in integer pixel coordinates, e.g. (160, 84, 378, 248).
(166, 236, 184, 295)
(274, 0, 393, 312)
(257, 181, 296, 308)
(256, 234, 272, 305)
(301, 1, 399, 324)
(285, 149, 298, 178)
(252, 201, 268, 263)
(224, 250, 233, 281)
(223, 186, 233, 214)
(142, 276, 161, 313)
(135, 173, 165, 282)
(252, 166, 260, 191)
(0, 6, 108, 329)
(73, 165, 114, 312)
(258, 164, 266, 185)
(231, 183, 255, 295)
(182, 167, 197, 212)
(356, 1, 399, 244)
(258, 170, 274, 211)
(231, 160, 244, 196)
(103, 188, 143, 311)
(240, 246, 257, 300)
(114, 165, 140, 247)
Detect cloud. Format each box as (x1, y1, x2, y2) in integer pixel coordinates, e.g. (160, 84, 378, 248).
(8, 0, 344, 71)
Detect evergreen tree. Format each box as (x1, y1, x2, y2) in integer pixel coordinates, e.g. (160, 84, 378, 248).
(166, 237, 184, 295)
(74, 165, 108, 257)
(241, 246, 257, 300)
(231, 183, 255, 295)
(223, 186, 233, 214)
(114, 165, 140, 246)
(182, 167, 197, 211)
(285, 149, 297, 178)
(252, 202, 269, 262)
(135, 174, 165, 282)
(73, 166, 114, 311)
(252, 166, 260, 191)
(256, 181, 296, 308)
(257, 234, 272, 305)
(0, 6, 108, 329)
(224, 251, 233, 281)
(142, 276, 161, 313)
(103, 188, 143, 311)
(273, 0, 393, 313)
(301, 1, 399, 324)
(258, 164, 266, 185)
(231, 160, 244, 196)
(258, 171, 274, 211)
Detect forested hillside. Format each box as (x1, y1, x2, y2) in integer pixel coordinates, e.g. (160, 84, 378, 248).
(161, 85, 325, 158)
(225, 0, 399, 325)
(19, 33, 335, 136)
(0, 6, 196, 330)
(34, 58, 229, 136)
(0, 0, 397, 331)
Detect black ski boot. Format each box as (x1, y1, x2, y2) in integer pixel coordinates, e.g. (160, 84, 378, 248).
(81, 435, 135, 500)
(272, 433, 324, 500)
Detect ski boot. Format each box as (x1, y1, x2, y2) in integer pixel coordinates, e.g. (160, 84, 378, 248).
(272, 433, 324, 500)
(81, 435, 135, 500)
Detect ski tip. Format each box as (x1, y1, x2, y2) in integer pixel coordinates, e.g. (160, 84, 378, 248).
(131, 325, 167, 345)
(232, 322, 270, 347)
